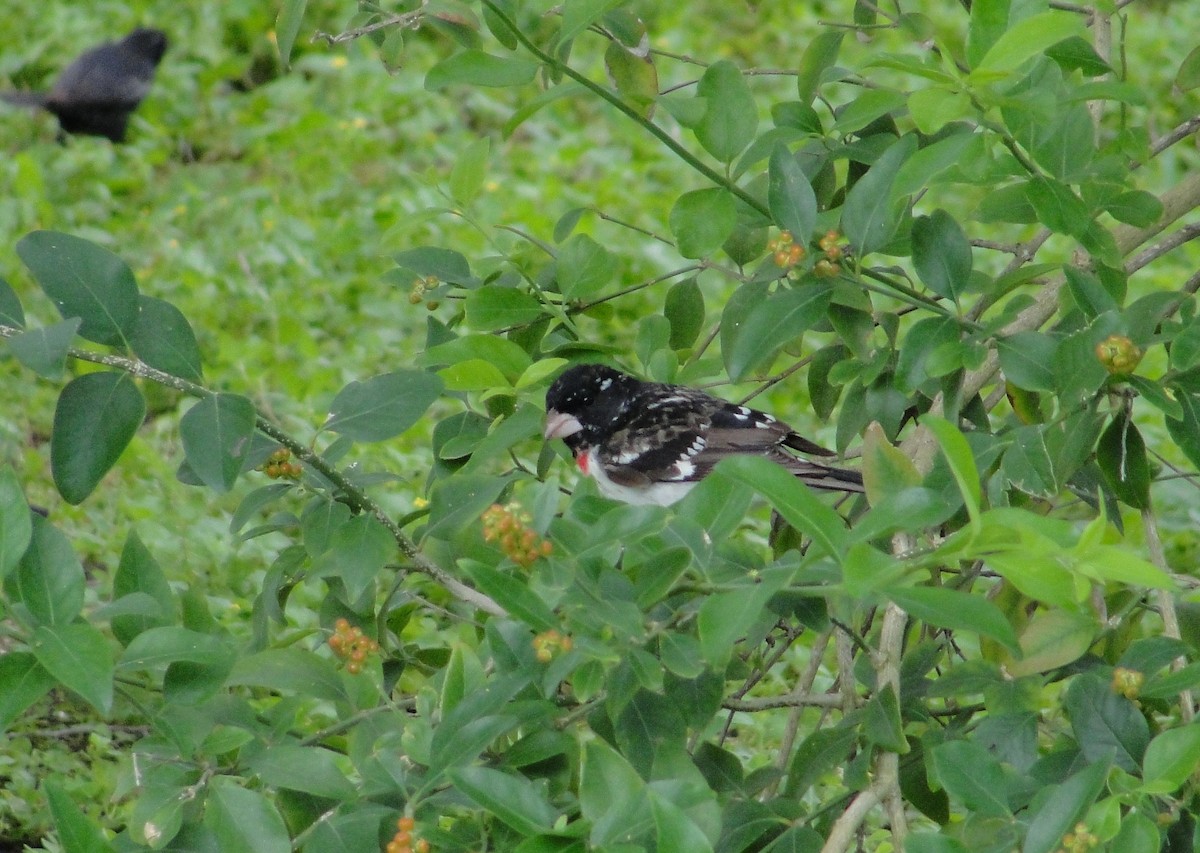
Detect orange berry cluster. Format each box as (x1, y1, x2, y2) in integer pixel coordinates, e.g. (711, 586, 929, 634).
(1057, 822, 1098, 853)
(386, 817, 429, 853)
(1095, 334, 1143, 375)
(814, 229, 844, 277)
(533, 629, 573, 662)
(260, 448, 302, 480)
(1111, 666, 1144, 699)
(408, 275, 441, 310)
(767, 231, 805, 268)
(328, 618, 379, 675)
(482, 503, 553, 567)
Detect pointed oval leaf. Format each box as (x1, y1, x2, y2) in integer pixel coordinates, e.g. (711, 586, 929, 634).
(842, 135, 916, 256)
(14, 514, 84, 626)
(1097, 412, 1150, 509)
(32, 623, 114, 713)
(8, 318, 81, 380)
(1022, 758, 1110, 853)
(997, 331, 1058, 393)
(323, 370, 443, 442)
(724, 283, 832, 380)
(247, 745, 356, 799)
(0, 466, 33, 581)
(768, 144, 817, 241)
(0, 275, 26, 328)
(425, 50, 540, 90)
(52, 372, 146, 504)
(130, 296, 203, 382)
(973, 11, 1084, 75)
(670, 188, 737, 259)
(0, 653, 56, 731)
(204, 778, 291, 853)
(886, 585, 1019, 654)
(448, 766, 558, 835)
(912, 209, 972, 301)
(1142, 723, 1200, 793)
(45, 780, 116, 853)
(16, 231, 139, 346)
(557, 233, 618, 299)
(695, 60, 757, 162)
(179, 393, 257, 493)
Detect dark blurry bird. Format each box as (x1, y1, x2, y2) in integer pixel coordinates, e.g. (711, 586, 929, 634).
(1, 27, 168, 142)
(544, 363, 864, 506)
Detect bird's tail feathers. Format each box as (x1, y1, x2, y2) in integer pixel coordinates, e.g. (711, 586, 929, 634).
(790, 460, 865, 494)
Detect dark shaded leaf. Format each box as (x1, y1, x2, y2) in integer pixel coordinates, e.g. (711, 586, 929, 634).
(51, 372, 146, 504)
(323, 370, 443, 442)
(179, 393, 257, 493)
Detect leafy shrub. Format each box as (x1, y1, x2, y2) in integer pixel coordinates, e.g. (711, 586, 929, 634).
(2, 1, 1200, 851)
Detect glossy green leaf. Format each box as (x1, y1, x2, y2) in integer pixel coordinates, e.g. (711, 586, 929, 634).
(886, 585, 1019, 654)
(864, 683, 907, 752)
(450, 137, 490, 204)
(0, 275, 25, 328)
(1026, 177, 1090, 238)
(51, 372, 146, 504)
(650, 791, 714, 853)
(179, 393, 257, 492)
(724, 284, 832, 380)
(130, 296, 204, 382)
(1021, 758, 1110, 853)
(393, 246, 473, 285)
(111, 530, 176, 644)
(557, 233, 618, 299)
(669, 188, 737, 259)
(664, 277, 705, 350)
(1104, 190, 1163, 228)
(16, 231, 139, 347)
(923, 416, 980, 522)
(463, 284, 544, 330)
(0, 466, 32, 581)
(46, 780, 116, 853)
(424, 333, 533, 381)
(449, 766, 558, 834)
(1009, 610, 1097, 677)
(605, 41, 658, 118)
(425, 473, 510, 539)
(8, 318, 80, 380)
(1062, 265, 1118, 319)
(783, 725, 857, 798)
(1175, 44, 1200, 91)
(972, 11, 1084, 76)
(274, 0, 306, 66)
(1165, 391, 1200, 471)
(205, 778, 291, 853)
(1096, 411, 1151, 509)
(426, 50, 540, 89)
(248, 745, 356, 799)
(13, 514, 84, 626)
(323, 370, 443, 442)
(768, 144, 816, 242)
(461, 561, 555, 629)
(119, 626, 232, 671)
(907, 87, 971, 135)
(581, 740, 651, 846)
(997, 332, 1058, 393)
(841, 135, 915, 256)
(32, 622, 114, 713)
(0, 653, 55, 731)
(912, 210, 971, 301)
(1064, 672, 1148, 771)
(1142, 723, 1200, 793)
(226, 648, 349, 703)
(797, 30, 844, 103)
(694, 60, 757, 162)
(929, 741, 1012, 818)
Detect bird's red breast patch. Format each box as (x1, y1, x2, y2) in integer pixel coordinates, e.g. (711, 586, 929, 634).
(576, 453, 589, 474)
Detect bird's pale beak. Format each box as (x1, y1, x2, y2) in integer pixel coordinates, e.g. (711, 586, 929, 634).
(544, 410, 583, 440)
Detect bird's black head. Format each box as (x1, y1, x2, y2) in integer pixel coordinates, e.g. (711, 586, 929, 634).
(544, 363, 638, 450)
(123, 28, 169, 64)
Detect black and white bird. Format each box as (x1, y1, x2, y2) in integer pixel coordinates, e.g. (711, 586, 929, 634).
(1, 28, 168, 142)
(544, 363, 863, 506)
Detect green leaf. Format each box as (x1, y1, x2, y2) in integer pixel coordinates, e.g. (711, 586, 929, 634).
(841, 135, 916, 256)
(119, 626, 232, 671)
(322, 514, 393, 601)
(464, 286, 545, 331)
(226, 648, 349, 702)
(929, 740, 1012, 818)
(1009, 610, 1097, 677)
(1064, 672, 1148, 772)
(1063, 265, 1118, 319)
(783, 725, 857, 798)
(16, 231, 140, 347)
(605, 41, 658, 118)
(911, 210, 971, 301)
(885, 585, 1019, 654)
(1175, 44, 1200, 91)
(997, 332, 1058, 393)
(32, 623, 114, 713)
(650, 791, 715, 853)
(0, 466, 33, 581)
(1104, 190, 1163, 228)
(1046, 36, 1112, 76)
(0, 653, 55, 731)
(111, 530, 176, 644)
(13, 514, 84, 626)
(130, 296, 204, 382)
(46, 780, 116, 853)
(694, 60, 757, 162)
(323, 370, 443, 442)
(557, 233, 618, 299)
(1026, 177, 1091, 238)
(247, 745, 356, 799)
(438, 358, 510, 392)
(51, 372, 146, 504)
(393, 246, 473, 285)
(724, 284, 832, 380)
(460, 561, 555, 629)
(907, 87, 971, 135)
(832, 88, 906, 135)
(179, 393, 257, 493)
(797, 30, 844, 103)
(972, 11, 1084, 76)
(923, 416, 980, 522)
(274, 0, 307, 66)
(864, 683, 907, 752)
(425, 473, 510, 539)
(698, 576, 791, 666)
(581, 740, 651, 847)
(558, 0, 626, 46)
(449, 766, 558, 834)
(450, 137, 490, 204)
(1021, 758, 1110, 853)
(664, 277, 705, 350)
(1165, 392, 1200, 471)
(768, 144, 817, 242)
(426, 50, 540, 89)
(8, 318, 80, 380)
(205, 778, 291, 853)
(1096, 411, 1150, 509)
(669, 188, 737, 259)
(0, 275, 26, 327)
(1142, 723, 1200, 793)
(710, 456, 848, 562)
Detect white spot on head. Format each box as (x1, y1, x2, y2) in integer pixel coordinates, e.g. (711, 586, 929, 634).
(599, 378, 613, 391)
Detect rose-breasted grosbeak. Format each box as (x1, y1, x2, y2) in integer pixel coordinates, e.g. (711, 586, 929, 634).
(544, 363, 864, 506)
